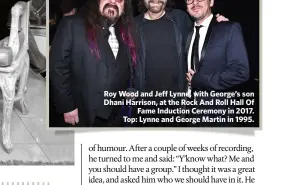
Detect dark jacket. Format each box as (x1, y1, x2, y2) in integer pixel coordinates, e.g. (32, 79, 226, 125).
(185, 18, 250, 127)
(187, 19, 249, 91)
(134, 9, 193, 92)
(50, 14, 140, 126)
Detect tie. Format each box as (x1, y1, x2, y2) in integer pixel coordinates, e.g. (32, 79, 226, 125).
(108, 26, 119, 58)
(191, 25, 202, 71)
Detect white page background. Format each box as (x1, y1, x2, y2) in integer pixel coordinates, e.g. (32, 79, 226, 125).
(1, 0, 302, 184)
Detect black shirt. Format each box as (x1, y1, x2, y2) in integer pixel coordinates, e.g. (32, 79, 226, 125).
(142, 16, 179, 92)
(140, 16, 180, 126)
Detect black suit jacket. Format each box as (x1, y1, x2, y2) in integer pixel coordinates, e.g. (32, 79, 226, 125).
(186, 19, 249, 91)
(185, 18, 250, 126)
(50, 14, 141, 126)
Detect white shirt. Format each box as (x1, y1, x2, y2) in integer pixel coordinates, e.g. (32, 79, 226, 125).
(108, 26, 119, 58)
(187, 14, 213, 97)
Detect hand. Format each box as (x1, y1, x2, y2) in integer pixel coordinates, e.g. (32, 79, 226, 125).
(186, 69, 195, 88)
(216, 14, 229, 22)
(64, 108, 79, 125)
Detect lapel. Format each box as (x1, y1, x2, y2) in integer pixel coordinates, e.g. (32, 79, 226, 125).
(184, 30, 193, 73)
(114, 20, 124, 63)
(185, 30, 194, 55)
(115, 21, 135, 88)
(93, 28, 110, 93)
(97, 28, 110, 62)
(185, 18, 217, 71)
(196, 18, 216, 70)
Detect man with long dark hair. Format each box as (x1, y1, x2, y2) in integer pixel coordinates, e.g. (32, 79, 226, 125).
(134, 0, 227, 126)
(50, 0, 141, 127)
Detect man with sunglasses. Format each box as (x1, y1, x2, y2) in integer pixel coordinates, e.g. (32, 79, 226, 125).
(185, 0, 249, 126)
(50, 0, 140, 127)
(133, 0, 228, 126)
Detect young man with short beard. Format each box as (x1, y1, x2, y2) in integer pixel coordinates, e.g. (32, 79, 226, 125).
(185, 0, 249, 126)
(50, 0, 141, 127)
(133, 0, 228, 126)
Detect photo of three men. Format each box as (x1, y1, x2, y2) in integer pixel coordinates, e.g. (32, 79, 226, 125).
(49, 0, 259, 128)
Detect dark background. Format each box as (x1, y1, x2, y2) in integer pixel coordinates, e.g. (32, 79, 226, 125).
(49, 0, 259, 80)
(0, 0, 23, 40)
(0, 0, 259, 80)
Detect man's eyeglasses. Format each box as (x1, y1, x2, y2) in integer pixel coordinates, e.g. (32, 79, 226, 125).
(185, 0, 205, 5)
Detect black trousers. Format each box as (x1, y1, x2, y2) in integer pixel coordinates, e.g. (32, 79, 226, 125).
(94, 107, 137, 127)
(93, 116, 124, 127)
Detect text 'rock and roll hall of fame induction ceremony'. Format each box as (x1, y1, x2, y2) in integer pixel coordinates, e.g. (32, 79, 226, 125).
(49, 0, 259, 128)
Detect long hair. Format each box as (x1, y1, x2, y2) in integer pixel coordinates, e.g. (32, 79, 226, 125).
(79, 0, 138, 65)
(137, 0, 174, 13)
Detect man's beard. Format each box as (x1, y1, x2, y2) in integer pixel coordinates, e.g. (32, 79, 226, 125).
(103, 16, 117, 27)
(191, 7, 210, 23)
(102, 4, 120, 25)
(195, 12, 212, 24)
(145, 0, 166, 13)
(194, 13, 206, 22)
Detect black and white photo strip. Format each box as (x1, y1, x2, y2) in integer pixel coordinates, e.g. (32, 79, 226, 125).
(0, 0, 74, 165)
(49, 0, 259, 128)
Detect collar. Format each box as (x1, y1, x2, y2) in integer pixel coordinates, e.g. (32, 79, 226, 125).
(101, 18, 118, 29)
(144, 10, 166, 20)
(102, 21, 119, 39)
(195, 13, 213, 27)
(139, 10, 174, 24)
